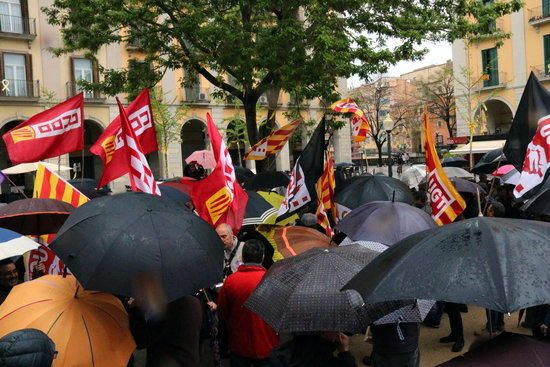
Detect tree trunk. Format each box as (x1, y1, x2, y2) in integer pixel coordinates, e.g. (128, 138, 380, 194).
(163, 135, 169, 177)
(376, 143, 383, 167)
(244, 96, 268, 172)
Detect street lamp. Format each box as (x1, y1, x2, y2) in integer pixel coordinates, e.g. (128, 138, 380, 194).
(383, 114, 395, 177)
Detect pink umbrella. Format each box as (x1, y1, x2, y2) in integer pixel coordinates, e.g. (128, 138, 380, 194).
(185, 150, 216, 169)
(492, 164, 515, 177)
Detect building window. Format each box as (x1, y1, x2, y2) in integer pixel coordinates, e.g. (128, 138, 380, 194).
(481, 48, 499, 87)
(2, 53, 27, 96)
(72, 58, 94, 98)
(437, 120, 442, 128)
(184, 70, 201, 102)
(435, 133, 444, 145)
(0, 0, 23, 33)
(544, 0, 550, 18)
(545, 35, 550, 75)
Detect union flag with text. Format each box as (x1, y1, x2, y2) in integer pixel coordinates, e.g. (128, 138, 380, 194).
(424, 110, 465, 225)
(2, 94, 84, 163)
(181, 114, 248, 232)
(90, 89, 158, 187)
(331, 98, 369, 142)
(244, 119, 301, 160)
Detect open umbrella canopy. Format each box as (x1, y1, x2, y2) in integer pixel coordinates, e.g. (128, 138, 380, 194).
(257, 191, 298, 226)
(67, 178, 111, 197)
(450, 178, 486, 195)
(158, 184, 191, 205)
(2, 161, 72, 175)
(244, 171, 290, 190)
(235, 166, 255, 184)
(437, 332, 550, 367)
(185, 149, 216, 169)
(243, 190, 278, 226)
(400, 165, 426, 189)
(492, 164, 516, 177)
(472, 148, 508, 174)
(336, 201, 436, 245)
(344, 217, 550, 313)
(335, 175, 413, 214)
(0, 228, 39, 261)
(246, 245, 432, 334)
(0, 275, 135, 367)
(273, 226, 333, 258)
(0, 198, 75, 236)
(441, 157, 468, 168)
(51, 193, 224, 302)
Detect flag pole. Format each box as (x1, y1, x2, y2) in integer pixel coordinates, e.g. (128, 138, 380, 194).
(81, 125, 85, 184)
(4, 174, 28, 199)
(482, 156, 503, 215)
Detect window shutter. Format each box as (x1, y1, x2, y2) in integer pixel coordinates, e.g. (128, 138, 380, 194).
(545, 35, 550, 75)
(20, 0, 29, 34)
(544, 0, 550, 17)
(0, 52, 4, 80)
(92, 59, 99, 98)
(24, 54, 33, 96)
(490, 48, 499, 85)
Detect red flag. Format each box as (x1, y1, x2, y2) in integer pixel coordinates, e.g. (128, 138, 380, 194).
(117, 98, 161, 195)
(424, 109, 466, 225)
(2, 94, 84, 163)
(181, 114, 248, 232)
(90, 89, 158, 187)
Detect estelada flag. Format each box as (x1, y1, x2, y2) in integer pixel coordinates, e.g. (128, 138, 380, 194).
(2, 94, 84, 164)
(29, 163, 90, 279)
(181, 113, 248, 232)
(513, 114, 550, 198)
(90, 89, 158, 187)
(244, 119, 301, 160)
(424, 110, 466, 225)
(331, 98, 369, 142)
(316, 152, 336, 236)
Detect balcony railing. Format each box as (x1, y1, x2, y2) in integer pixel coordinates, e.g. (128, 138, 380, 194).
(0, 14, 36, 39)
(184, 87, 210, 103)
(66, 81, 103, 101)
(0, 79, 39, 98)
(528, 6, 550, 25)
(476, 71, 507, 90)
(531, 64, 550, 80)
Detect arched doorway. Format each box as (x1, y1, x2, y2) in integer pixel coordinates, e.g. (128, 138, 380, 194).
(180, 119, 207, 169)
(0, 119, 30, 201)
(226, 118, 247, 167)
(69, 120, 104, 180)
(485, 99, 513, 135)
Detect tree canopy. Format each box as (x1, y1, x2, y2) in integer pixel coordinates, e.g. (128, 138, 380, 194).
(44, 0, 522, 150)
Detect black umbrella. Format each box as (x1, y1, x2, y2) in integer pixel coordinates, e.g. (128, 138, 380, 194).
(521, 179, 550, 216)
(242, 190, 277, 226)
(0, 198, 75, 235)
(67, 178, 111, 195)
(235, 166, 254, 185)
(334, 175, 413, 211)
(335, 162, 356, 168)
(50, 192, 224, 302)
(336, 201, 436, 245)
(471, 148, 508, 174)
(158, 184, 191, 204)
(343, 217, 550, 313)
(450, 178, 486, 194)
(246, 245, 429, 333)
(441, 157, 468, 168)
(244, 171, 290, 190)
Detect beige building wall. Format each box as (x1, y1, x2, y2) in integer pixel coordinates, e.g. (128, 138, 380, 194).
(0, 0, 352, 194)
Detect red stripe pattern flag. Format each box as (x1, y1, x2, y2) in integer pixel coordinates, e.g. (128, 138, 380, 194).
(316, 153, 336, 236)
(2, 94, 84, 163)
(424, 110, 466, 225)
(181, 113, 248, 232)
(29, 163, 90, 278)
(331, 98, 369, 142)
(117, 98, 160, 196)
(513, 114, 550, 198)
(90, 89, 158, 188)
(245, 119, 301, 160)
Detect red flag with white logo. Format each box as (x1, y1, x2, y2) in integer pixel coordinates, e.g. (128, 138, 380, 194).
(90, 89, 158, 187)
(117, 97, 161, 196)
(514, 115, 550, 197)
(2, 94, 84, 163)
(180, 113, 248, 232)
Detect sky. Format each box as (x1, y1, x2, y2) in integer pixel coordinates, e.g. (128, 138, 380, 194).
(347, 41, 453, 89)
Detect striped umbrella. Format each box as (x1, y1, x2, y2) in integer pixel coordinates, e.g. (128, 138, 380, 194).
(0, 228, 39, 261)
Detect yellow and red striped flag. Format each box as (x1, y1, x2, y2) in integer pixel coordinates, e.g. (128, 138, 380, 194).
(331, 98, 369, 142)
(33, 163, 89, 207)
(244, 119, 301, 160)
(316, 152, 336, 236)
(424, 110, 466, 225)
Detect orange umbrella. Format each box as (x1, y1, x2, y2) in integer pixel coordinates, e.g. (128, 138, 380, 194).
(273, 226, 334, 258)
(0, 275, 135, 367)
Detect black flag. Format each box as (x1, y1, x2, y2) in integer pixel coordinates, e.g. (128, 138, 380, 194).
(277, 118, 326, 219)
(504, 72, 550, 170)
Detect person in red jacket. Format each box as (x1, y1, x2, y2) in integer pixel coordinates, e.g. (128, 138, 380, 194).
(215, 239, 279, 367)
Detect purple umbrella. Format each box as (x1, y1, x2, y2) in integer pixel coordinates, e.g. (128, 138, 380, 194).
(335, 201, 436, 246)
(437, 332, 550, 366)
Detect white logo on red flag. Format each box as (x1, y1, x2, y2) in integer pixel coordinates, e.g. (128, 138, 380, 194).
(428, 170, 456, 222)
(514, 115, 550, 197)
(279, 160, 311, 215)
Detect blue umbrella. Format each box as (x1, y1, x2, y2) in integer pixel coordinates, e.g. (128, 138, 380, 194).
(0, 228, 39, 261)
(336, 201, 436, 246)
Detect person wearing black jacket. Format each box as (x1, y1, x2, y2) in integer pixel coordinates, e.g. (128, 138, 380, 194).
(532, 304, 550, 338)
(370, 322, 420, 367)
(268, 332, 357, 367)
